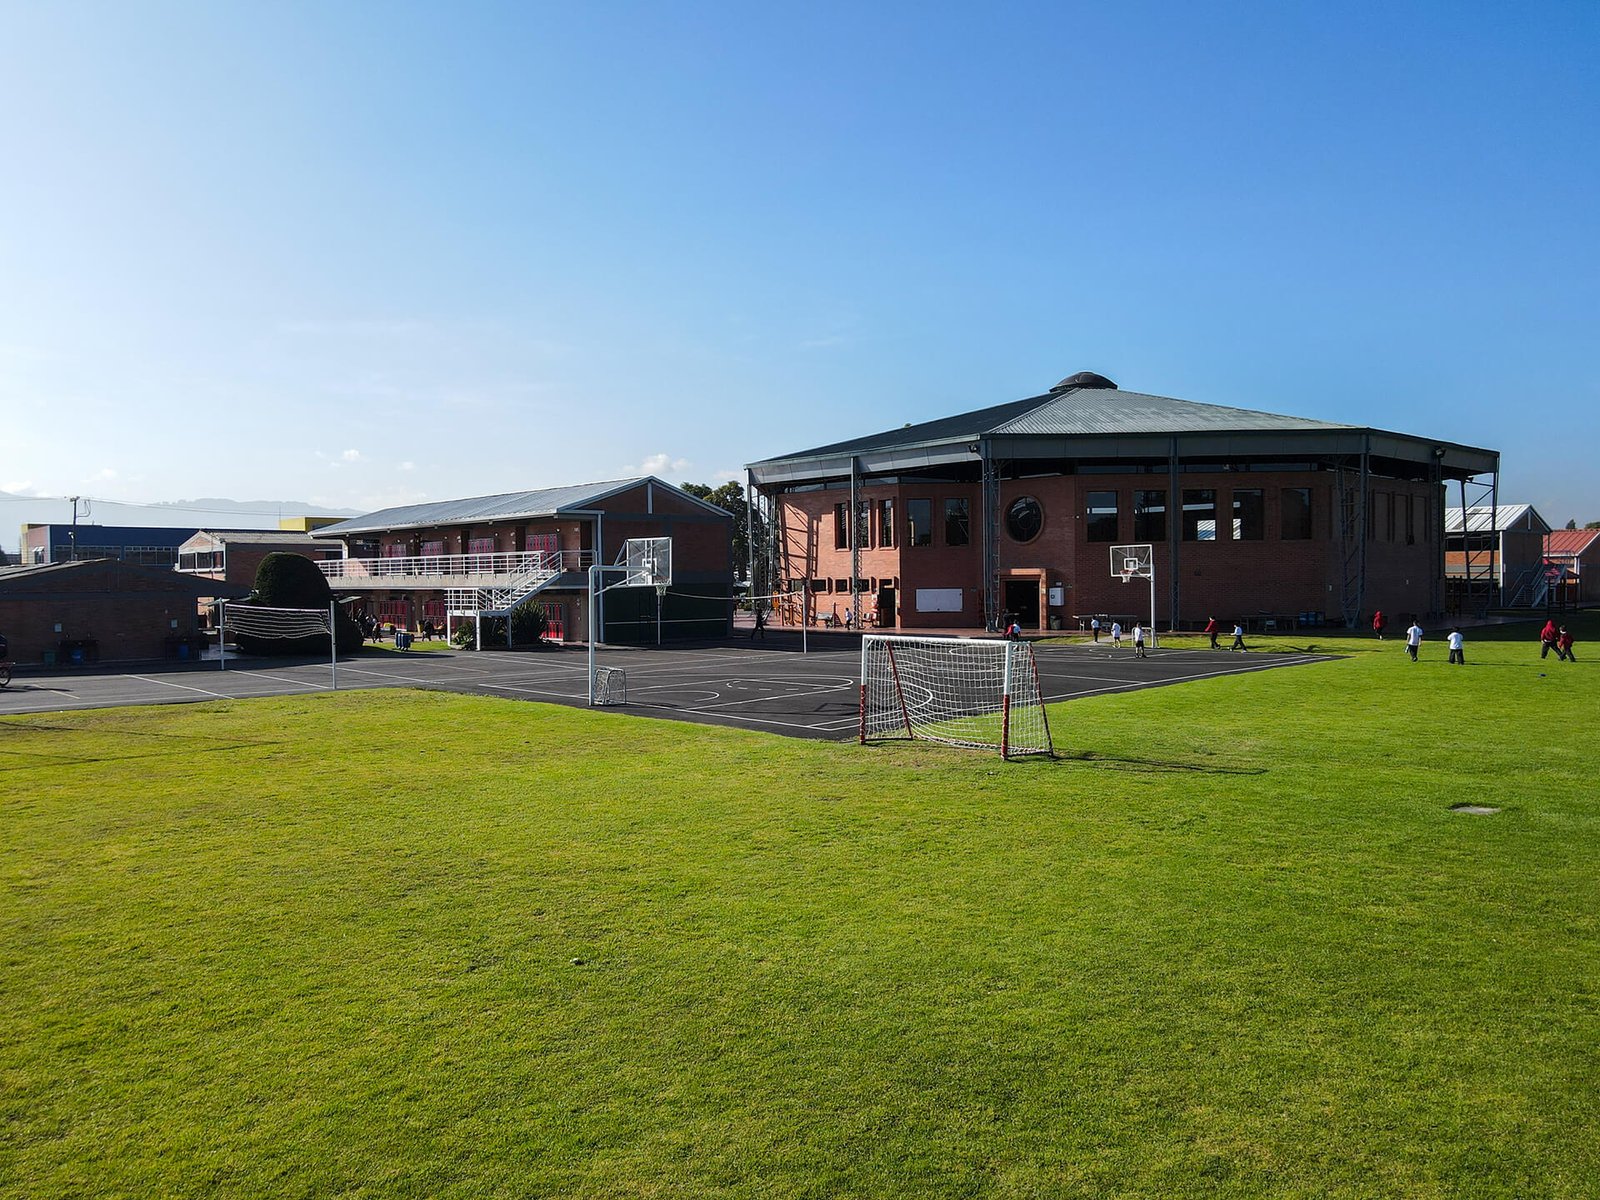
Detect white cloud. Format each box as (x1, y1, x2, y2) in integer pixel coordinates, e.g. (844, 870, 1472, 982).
(342, 449, 363, 462)
(3, 480, 39, 495)
(636, 453, 692, 477)
(399, 461, 415, 471)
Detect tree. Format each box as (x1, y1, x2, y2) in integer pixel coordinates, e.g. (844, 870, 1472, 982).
(236, 552, 364, 654)
(1566, 519, 1578, 530)
(1587, 520, 1600, 531)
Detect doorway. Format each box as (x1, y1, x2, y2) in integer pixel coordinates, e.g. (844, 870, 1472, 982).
(1003, 578, 1041, 629)
(877, 585, 897, 628)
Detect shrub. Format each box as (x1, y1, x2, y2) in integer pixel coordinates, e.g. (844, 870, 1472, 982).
(234, 553, 364, 655)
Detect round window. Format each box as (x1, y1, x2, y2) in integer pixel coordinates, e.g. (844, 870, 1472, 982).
(1006, 496, 1043, 543)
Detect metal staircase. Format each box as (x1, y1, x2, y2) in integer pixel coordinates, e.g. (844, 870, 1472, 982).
(446, 551, 563, 619)
(1505, 562, 1568, 610)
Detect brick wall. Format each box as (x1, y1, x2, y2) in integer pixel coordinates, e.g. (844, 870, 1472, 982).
(775, 470, 1442, 629)
(0, 562, 222, 665)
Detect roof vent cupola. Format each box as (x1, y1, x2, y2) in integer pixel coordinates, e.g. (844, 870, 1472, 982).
(1050, 371, 1117, 393)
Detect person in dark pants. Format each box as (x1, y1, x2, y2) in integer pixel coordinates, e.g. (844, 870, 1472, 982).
(1557, 626, 1575, 661)
(1448, 628, 1465, 664)
(1538, 618, 1559, 658)
(1372, 610, 1387, 640)
(1091, 617, 1101, 642)
(1204, 616, 1219, 649)
(1405, 619, 1423, 662)
(1231, 622, 1247, 652)
(751, 608, 767, 640)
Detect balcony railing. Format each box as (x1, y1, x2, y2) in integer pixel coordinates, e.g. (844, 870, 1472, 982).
(318, 548, 594, 583)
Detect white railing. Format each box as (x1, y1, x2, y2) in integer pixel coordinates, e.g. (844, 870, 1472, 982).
(319, 548, 593, 583)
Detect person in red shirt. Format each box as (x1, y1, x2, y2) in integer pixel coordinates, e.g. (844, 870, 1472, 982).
(1372, 610, 1387, 640)
(1540, 619, 1560, 659)
(1204, 616, 1219, 650)
(1557, 626, 1576, 662)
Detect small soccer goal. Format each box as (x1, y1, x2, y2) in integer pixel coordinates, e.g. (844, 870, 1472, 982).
(593, 666, 628, 706)
(218, 600, 339, 688)
(859, 634, 1054, 758)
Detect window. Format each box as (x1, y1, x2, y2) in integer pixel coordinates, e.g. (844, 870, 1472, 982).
(1232, 489, 1264, 541)
(1182, 490, 1217, 541)
(1086, 491, 1118, 542)
(1281, 488, 1313, 540)
(944, 499, 970, 546)
(1005, 496, 1043, 543)
(907, 499, 932, 547)
(834, 578, 849, 593)
(468, 537, 496, 556)
(383, 543, 408, 557)
(1134, 490, 1166, 542)
(879, 499, 895, 548)
(811, 578, 829, 594)
(834, 503, 849, 550)
(856, 501, 872, 549)
(420, 540, 445, 557)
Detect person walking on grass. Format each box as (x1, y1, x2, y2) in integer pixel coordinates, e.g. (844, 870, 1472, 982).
(1405, 619, 1423, 662)
(1540, 618, 1560, 659)
(1557, 626, 1576, 662)
(1231, 622, 1247, 652)
(1204, 615, 1219, 649)
(1110, 620, 1123, 648)
(1448, 628, 1465, 665)
(1373, 610, 1387, 640)
(1133, 623, 1147, 658)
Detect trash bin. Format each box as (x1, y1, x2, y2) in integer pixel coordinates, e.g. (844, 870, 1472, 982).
(1049, 615, 1061, 630)
(42, 650, 56, 668)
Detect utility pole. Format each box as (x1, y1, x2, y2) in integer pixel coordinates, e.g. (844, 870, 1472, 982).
(68, 495, 82, 561)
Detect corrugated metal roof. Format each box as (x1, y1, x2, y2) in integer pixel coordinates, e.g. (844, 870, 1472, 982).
(311, 477, 728, 538)
(1443, 504, 1548, 535)
(1545, 529, 1600, 557)
(749, 383, 1354, 467)
(190, 530, 318, 546)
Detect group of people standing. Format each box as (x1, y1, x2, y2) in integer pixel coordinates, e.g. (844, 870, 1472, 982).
(1376, 610, 1578, 665)
(1201, 617, 1248, 652)
(1089, 618, 1149, 657)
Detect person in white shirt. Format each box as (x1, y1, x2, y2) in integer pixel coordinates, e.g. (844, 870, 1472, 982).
(1091, 616, 1101, 642)
(1405, 620, 1424, 662)
(1110, 621, 1123, 647)
(1447, 628, 1465, 665)
(1231, 623, 1247, 652)
(1133, 623, 1147, 658)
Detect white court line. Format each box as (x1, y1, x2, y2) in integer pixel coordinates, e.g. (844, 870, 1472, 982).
(122, 673, 245, 700)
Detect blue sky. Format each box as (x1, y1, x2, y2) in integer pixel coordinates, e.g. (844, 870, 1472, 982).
(2, 0, 1596, 530)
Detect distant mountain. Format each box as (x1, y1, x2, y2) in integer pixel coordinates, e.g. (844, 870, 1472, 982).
(0, 494, 361, 557)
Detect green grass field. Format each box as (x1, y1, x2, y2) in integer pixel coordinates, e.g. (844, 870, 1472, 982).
(2, 616, 1596, 1198)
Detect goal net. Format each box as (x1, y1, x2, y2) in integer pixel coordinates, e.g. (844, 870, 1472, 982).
(219, 603, 333, 642)
(859, 635, 1054, 758)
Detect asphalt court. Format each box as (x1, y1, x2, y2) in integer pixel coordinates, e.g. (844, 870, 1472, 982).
(0, 633, 1329, 740)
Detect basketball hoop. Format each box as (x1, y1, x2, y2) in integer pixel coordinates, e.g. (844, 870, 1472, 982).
(655, 582, 668, 602)
(1118, 571, 1134, 585)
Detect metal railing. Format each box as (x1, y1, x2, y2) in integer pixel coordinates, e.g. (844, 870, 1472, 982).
(318, 548, 593, 583)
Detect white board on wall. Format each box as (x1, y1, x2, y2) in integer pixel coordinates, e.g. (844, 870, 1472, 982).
(915, 588, 963, 613)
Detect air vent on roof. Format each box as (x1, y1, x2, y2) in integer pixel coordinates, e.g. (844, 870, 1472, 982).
(1051, 371, 1117, 392)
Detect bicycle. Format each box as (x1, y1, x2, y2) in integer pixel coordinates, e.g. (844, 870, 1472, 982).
(0, 660, 12, 689)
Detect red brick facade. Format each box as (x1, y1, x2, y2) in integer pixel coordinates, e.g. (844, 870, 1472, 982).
(775, 470, 1441, 631)
(0, 560, 246, 666)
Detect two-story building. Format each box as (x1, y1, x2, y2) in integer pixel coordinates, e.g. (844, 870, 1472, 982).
(308, 477, 734, 644)
(746, 372, 1500, 632)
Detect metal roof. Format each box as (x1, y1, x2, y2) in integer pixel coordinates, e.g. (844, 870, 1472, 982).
(310, 477, 730, 538)
(186, 530, 319, 546)
(1443, 504, 1549, 535)
(0, 558, 249, 596)
(750, 384, 1354, 468)
(746, 377, 1497, 485)
(1545, 529, 1600, 557)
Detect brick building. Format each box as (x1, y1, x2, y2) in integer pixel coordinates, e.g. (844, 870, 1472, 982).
(0, 559, 247, 666)
(308, 477, 733, 643)
(1545, 528, 1600, 607)
(177, 529, 344, 590)
(746, 372, 1500, 632)
(1444, 504, 1552, 610)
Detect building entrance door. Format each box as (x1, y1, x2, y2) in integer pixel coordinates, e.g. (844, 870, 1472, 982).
(1004, 578, 1041, 629)
(877, 585, 897, 628)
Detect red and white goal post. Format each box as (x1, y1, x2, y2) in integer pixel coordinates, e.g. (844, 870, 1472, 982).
(859, 634, 1054, 759)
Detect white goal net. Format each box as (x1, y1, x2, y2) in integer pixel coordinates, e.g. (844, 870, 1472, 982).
(859, 635, 1054, 758)
(219, 603, 333, 641)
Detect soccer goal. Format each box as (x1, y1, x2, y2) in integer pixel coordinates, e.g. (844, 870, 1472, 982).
(859, 634, 1054, 758)
(218, 600, 339, 688)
